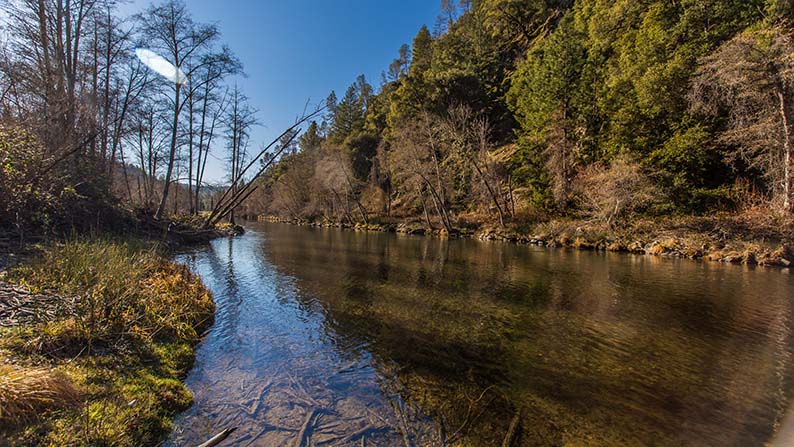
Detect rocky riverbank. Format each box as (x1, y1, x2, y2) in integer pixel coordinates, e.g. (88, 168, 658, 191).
(257, 215, 793, 269)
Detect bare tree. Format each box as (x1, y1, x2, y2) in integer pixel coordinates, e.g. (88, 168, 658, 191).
(575, 153, 658, 227)
(2, 0, 103, 164)
(443, 105, 508, 227)
(223, 84, 258, 224)
(391, 114, 454, 231)
(328, 144, 369, 224)
(190, 66, 229, 213)
(691, 25, 794, 213)
(313, 149, 355, 223)
(94, 4, 136, 172)
(136, 0, 239, 219)
(270, 151, 316, 220)
(127, 101, 168, 206)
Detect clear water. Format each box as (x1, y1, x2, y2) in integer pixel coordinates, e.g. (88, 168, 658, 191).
(168, 222, 794, 446)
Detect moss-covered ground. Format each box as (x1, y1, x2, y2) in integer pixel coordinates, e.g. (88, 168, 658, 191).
(0, 239, 214, 447)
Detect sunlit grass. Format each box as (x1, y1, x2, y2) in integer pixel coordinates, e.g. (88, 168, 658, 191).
(0, 239, 214, 446)
(0, 365, 80, 426)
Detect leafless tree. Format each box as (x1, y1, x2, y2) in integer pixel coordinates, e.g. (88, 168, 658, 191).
(691, 25, 794, 213)
(127, 100, 168, 206)
(313, 149, 355, 223)
(443, 105, 508, 227)
(223, 84, 257, 224)
(2, 0, 104, 167)
(136, 0, 240, 219)
(189, 68, 229, 213)
(391, 114, 454, 231)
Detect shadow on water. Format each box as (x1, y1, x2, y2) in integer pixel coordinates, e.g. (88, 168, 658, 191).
(169, 222, 794, 446)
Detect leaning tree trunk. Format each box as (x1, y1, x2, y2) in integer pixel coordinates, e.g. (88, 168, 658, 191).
(469, 155, 505, 227)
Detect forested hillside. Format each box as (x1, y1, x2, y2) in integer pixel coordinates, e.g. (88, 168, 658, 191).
(2, 0, 792, 249)
(252, 0, 794, 232)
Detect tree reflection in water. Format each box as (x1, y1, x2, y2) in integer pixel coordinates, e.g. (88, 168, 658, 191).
(169, 223, 794, 446)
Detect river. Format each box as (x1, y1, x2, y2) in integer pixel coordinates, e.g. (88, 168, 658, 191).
(167, 222, 794, 446)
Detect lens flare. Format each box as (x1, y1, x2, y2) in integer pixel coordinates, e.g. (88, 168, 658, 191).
(134, 48, 188, 84)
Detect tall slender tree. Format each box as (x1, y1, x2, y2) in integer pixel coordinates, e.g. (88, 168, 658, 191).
(136, 0, 239, 219)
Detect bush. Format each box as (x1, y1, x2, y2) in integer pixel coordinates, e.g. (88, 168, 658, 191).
(0, 123, 135, 239)
(574, 153, 660, 226)
(0, 125, 60, 232)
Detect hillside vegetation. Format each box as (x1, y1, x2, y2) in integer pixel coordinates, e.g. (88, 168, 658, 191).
(251, 0, 794, 255)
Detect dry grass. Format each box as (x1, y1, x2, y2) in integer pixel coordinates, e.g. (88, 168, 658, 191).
(8, 240, 214, 353)
(0, 238, 215, 446)
(0, 365, 80, 426)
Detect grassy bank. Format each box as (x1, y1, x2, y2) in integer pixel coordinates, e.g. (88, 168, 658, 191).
(0, 239, 214, 446)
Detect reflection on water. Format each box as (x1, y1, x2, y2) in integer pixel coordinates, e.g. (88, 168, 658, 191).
(169, 222, 794, 446)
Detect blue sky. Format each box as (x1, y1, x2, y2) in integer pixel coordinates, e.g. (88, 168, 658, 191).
(126, 0, 442, 183)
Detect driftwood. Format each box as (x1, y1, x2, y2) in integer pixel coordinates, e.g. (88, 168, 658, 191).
(501, 412, 521, 447)
(196, 427, 237, 447)
(285, 371, 324, 408)
(135, 210, 236, 245)
(294, 407, 329, 447)
(339, 425, 390, 444)
(386, 395, 414, 447)
(243, 423, 299, 447)
(0, 284, 73, 327)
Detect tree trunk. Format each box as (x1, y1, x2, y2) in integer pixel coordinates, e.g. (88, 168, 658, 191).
(119, 142, 133, 203)
(419, 189, 433, 229)
(194, 82, 210, 214)
(778, 84, 792, 214)
(423, 176, 452, 232)
(470, 156, 505, 227)
(187, 80, 195, 214)
(156, 85, 181, 219)
(173, 174, 180, 214)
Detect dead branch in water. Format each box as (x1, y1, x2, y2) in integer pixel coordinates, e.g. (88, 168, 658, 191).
(196, 427, 237, 447)
(205, 105, 325, 227)
(295, 407, 329, 447)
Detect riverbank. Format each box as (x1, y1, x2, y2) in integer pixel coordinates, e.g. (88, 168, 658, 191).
(258, 211, 793, 269)
(0, 218, 240, 446)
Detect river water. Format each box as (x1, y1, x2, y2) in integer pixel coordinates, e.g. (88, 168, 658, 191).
(167, 222, 794, 446)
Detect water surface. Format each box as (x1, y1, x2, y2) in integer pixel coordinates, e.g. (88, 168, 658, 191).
(169, 222, 794, 446)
